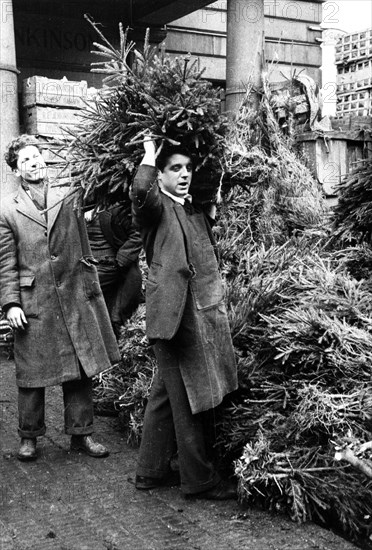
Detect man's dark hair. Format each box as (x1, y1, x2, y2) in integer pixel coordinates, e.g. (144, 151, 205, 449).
(5, 134, 42, 170)
(156, 145, 194, 172)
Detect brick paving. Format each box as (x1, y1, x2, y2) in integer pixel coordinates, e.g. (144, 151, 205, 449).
(0, 356, 359, 550)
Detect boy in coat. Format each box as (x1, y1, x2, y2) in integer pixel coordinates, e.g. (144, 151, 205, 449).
(0, 135, 121, 461)
(131, 139, 238, 499)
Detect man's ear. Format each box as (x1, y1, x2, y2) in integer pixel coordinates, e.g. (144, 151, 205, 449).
(157, 170, 163, 189)
(13, 168, 21, 177)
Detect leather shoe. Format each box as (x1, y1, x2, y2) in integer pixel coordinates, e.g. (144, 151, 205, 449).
(135, 471, 181, 490)
(189, 479, 237, 500)
(17, 438, 37, 461)
(70, 435, 109, 458)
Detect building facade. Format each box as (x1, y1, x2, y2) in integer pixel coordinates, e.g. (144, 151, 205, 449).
(12, 0, 324, 88)
(335, 28, 372, 118)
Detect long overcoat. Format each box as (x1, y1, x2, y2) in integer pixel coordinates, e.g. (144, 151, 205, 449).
(0, 184, 120, 388)
(131, 165, 237, 413)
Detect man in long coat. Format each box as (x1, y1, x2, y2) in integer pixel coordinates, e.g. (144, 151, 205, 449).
(0, 135, 120, 461)
(131, 139, 238, 499)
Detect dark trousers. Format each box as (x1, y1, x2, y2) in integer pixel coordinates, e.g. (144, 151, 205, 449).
(137, 339, 220, 495)
(18, 374, 94, 438)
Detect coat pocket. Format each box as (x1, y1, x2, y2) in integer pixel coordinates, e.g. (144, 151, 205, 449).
(80, 259, 102, 299)
(190, 238, 224, 310)
(147, 261, 162, 284)
(20, 275, 38, 317)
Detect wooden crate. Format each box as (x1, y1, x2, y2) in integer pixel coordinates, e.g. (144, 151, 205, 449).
(22, 76, 94, 109)
(39, 146, 69, 164)
(23, 105, 84, 137)
(296, 129, 372, 196)
(330, 115, 372, 130)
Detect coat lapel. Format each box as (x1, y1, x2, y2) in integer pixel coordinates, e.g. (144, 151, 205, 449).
(47, 184, 67, 233)
(14, 187, 47, 228)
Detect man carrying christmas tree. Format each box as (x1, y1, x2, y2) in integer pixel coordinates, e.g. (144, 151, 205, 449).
(0, 135, 120, 461)
(131, 138, 238, 499)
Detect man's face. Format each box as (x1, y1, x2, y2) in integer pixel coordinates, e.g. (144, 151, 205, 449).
(14, 145, 47, 184)
(158, 154, 192, 199)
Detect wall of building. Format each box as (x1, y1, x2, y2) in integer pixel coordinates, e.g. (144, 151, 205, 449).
(163, 0, 324, 85)
(13, 1, 324, 93)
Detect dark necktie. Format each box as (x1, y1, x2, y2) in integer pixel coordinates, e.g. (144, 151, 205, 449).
(183, 199, 194, 215)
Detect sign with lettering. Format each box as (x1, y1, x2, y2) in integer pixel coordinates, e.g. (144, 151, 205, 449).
(14, 12, 118, 72)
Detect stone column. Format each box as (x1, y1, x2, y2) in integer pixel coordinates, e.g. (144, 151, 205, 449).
(0, 0, 19, 198)
(225, 0, 264, 115)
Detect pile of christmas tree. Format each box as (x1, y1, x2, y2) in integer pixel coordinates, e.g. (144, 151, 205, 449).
(65, 20, 372, 546)
(217, 86, 372, 544)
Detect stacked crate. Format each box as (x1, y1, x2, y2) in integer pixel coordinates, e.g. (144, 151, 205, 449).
(335, 29, 372, 117)
(22, 76, 97, 180)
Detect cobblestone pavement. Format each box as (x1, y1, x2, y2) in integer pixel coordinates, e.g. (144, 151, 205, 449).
(0, 357, 359, 550)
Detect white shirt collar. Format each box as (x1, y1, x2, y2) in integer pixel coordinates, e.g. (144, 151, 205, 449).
(160, 188, 192, 205)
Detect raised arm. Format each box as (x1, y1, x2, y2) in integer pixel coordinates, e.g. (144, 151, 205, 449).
(130, 139, 163, 228)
